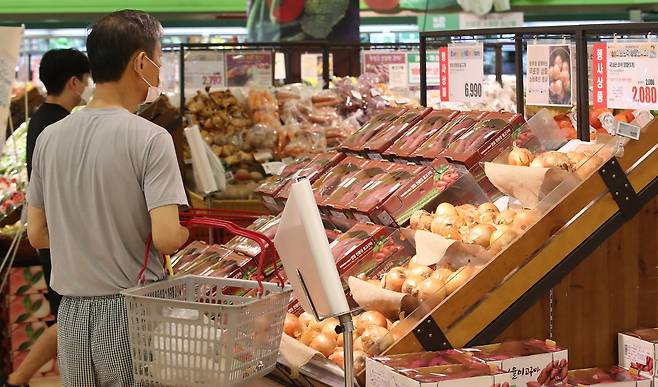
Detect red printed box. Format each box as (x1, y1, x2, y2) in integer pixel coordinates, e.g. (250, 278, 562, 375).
(312, 156, 369, 209)
(352, 158, 463, 227)
(619, 328, 658, 378)
(413, 111, 488, 162)
(566, 366, 651, 386)
(340, 108, 405, 155)
(9, 266, 48, 296)
(464, 339, 568, 387)
(383, 109, 459, 162)
(8, 294, 52, 324)
(366, 359, 512, 387)
(363, 107, 432, 159)
(255, 157, 312, 213)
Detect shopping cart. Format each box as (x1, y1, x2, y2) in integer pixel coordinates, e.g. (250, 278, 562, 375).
(122, 218, 291, 387)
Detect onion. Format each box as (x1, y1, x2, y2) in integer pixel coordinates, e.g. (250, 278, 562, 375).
(437, 225, 462, 240)
(300, 325, 321, 346)
(401, 275, 425, 296)
(354, 350, 367, 372)
(542, 151, 572, 171)
(310, 332, 337, 357)
(329, 348, 344, 368)
(445, 265, 478, 294)
(456, 204, 479, 225)
(321, 318, 340, 340)
(299, 312, 317, 329)
(407, 265, 433, 279)
(417, 277, 448, 303)
(358, 311, 388, 331)
(410, 210, 430, 230)
(478, 202, 499, 215)
(513, 210, 538, 231)
(435, 202, 458, 217)
(468, 224, 496, 247)
(431, 266, 454, 282)
(353, 336, 364, 351)
(530, 156, 547, 168)
(416, 213, 435, 231)
(284, 313, 302, 338)
(337, 333, 344, 347)
(490, 225, 519, 251)
(566, 151, 588, 169)
(383, 269, 406, 292)
(479, 211, 496, 224)
(496, 209, 517, 225)
(430, 214, 465, 234)
(361, 326, 393, 356)
(507, 145, 534, 166)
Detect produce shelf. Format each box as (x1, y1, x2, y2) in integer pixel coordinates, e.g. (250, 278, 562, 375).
(376, 118, 658, 361)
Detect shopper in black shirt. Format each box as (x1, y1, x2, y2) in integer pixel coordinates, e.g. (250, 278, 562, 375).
(3, 49, 89, 387)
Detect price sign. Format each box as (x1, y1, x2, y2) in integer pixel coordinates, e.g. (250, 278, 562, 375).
(526, 44, 573, 106)
(407, 51, 440, 85)
(225, 51, 273, 87)
(592, 41, 658, 110)
(301, 53, 333, 86)
(362, 51, 408, 88)
(185, 51, 225, 90)
(441, 43, 484, 103)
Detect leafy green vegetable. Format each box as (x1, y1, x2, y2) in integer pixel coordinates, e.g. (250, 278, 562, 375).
(300, 0, 349, 39)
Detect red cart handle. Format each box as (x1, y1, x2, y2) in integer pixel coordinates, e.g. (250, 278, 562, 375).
(138, 217, 284, 296)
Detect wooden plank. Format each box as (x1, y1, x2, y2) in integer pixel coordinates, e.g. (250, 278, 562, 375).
(445, 190, 619, 346)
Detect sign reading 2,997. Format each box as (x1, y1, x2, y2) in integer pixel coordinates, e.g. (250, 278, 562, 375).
(439, 42, 484, 103)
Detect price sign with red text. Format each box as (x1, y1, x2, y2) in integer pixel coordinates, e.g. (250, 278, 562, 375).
(440, 42, 484, 103)
(592, 41, 658, 109)
(184, 51, 225, 91)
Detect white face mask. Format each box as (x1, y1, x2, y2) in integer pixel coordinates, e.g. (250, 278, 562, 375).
(140, 55, 161, 104)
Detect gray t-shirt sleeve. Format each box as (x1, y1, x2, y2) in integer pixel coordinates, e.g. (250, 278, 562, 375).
(143, 132, 188, 211)
(27, 143, 45, 208)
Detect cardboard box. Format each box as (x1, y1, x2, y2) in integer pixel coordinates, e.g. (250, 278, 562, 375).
(353, 158, 464, 227)
(566, 366, 651, 386)
(464, 339, 568, 387)
(413, 111, 488, 162)
(312, 157, 369, 210)
(368, 349, 483, 370)
(10, 321, 49, 353)
(619, 329, 658, 378)
(255, 157, 312, 213)
(274, 152, 346, 206)
(442, 112, 526, 169)
(8, 294, 52, 324)
(340, 108, 406, 155)
(383, 109, 459, 162)
(366, 359, 512, 387)
(363, 107, 432, 159)
(9, 267, 48, 296)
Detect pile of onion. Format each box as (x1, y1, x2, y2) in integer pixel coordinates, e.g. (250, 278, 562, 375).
(507, 145, 534, 166)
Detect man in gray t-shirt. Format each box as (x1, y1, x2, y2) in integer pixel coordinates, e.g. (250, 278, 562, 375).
(27, 10, 189, 386)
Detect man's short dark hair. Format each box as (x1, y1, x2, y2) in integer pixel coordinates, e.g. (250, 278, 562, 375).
(39, 49, 90, 96)
(86, 9, 162, 83)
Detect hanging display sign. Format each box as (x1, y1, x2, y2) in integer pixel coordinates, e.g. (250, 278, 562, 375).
(362, 51, 408, 88)
(439, 42, 484, 103)
(300, 53, 333, 86)
(184, 51, 225, 91)
(526, 44, 573, 106)
(274, 52, 286, 81)
(407, 51, 440, 86)
(0, 27, 23, 151)
(225, 51, 272, 87)
(592, 41, 658, 110)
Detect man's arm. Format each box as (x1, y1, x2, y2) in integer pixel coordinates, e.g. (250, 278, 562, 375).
(150, 204, 189, 255)
(27, 205, 49, 249)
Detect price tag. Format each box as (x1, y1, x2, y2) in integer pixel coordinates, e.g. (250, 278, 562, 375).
(362, 51, 408, 88)
(225, 52, 272, 87)
(593, 41, 658, 110)
(616, 121, 641, 140)
(262, 162, 286, 175)
(185, 51, 225, 90)
(407, 51, 440, 85)
(224, 170, 235, 182)
(443, 43, 484, 103)
(274, 52, 286, 80)
(301, 53, 322, 85)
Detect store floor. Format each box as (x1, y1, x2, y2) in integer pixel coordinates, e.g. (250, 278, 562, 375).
(31, 377, 286, 386)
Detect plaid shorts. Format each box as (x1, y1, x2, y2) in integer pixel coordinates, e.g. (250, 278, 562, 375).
(58, 294, 136, 387)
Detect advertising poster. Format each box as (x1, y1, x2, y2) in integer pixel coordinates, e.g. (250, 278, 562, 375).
(527, 44, 573, 106)
(408, 51, 440, 86)
(362, 51, 408, 88)
(225, 52, 273, 87)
